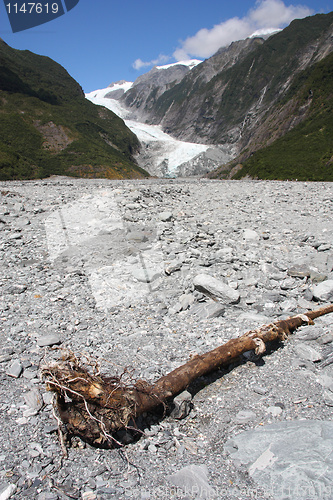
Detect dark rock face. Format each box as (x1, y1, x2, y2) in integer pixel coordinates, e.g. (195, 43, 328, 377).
(120, 63, 193, 121)
(117, 13, 333, 156)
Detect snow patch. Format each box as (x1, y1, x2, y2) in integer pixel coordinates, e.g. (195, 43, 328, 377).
(156, 59, 202, 70)
(106, 80, 133, 92)
(85, 86, 235, 177)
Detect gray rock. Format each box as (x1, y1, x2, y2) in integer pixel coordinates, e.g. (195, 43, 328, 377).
(171, 391, 192, 419)
(317, 374, 333, 392)
(24, 388, 43, 412)
(37, 334, 61, 347)
(0, 483, 17, 500)
(310, 272, 327, 283)
(190, 301, 225, 319)
(179, 293, 194, 311)
(312, 280, 333, 301)
(6, 284, 27, 294)
(280, 277, 297, 290)
(317, 332, 333, 344)
(193, 274, 240, 304)
(296, 327, 323, 341)
(165, 260, 182, 275)
(243, 229, 259, 241)
(280, 298, 297, 312)
(132, 268, 161, 283)
(287, 265, 311, 278)
(225, 420, 333, 500)
(323, 390, 333, 406)
(159, 211, 173, 222)
(266, 406, 283, 416)
(6, 360, 23, 378)
(253, 385, 269, 395)
(234, 410, 257, 424)
(167, 464, 214, 499)
(294, 343, 323, 362)
(317, 243, 331, 252)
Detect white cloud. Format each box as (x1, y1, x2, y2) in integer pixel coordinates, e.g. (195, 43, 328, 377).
(132, 54, 170, 70)
(173, 0, 314, 60)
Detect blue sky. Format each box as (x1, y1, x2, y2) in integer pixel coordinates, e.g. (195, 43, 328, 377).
(0, 0, 331, 93)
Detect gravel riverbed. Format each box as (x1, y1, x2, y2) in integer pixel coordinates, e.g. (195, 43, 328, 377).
(0, 177, 332, 500)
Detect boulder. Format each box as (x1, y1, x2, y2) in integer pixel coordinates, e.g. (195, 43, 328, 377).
(193, 274, 240, 304)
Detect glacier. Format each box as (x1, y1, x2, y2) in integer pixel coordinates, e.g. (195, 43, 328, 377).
(86, 69, 236, 177)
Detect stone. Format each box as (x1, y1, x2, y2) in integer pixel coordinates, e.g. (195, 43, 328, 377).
(317, 374, 333, 392)
(0, 483, 17, 500)
(190, 301, 225, 319)
(171, 391, 192, 419)
(37, 334, 61, 347)
(234, 410, 256, 424)
(225, 420, 333, 500)
(6, 360, 23, 378)
(159, 211, 173, 222)
(266, 406, 283, 416)
(317, 332, 333, 344)
(132, 268, 161, 283)
(81, 492, 97, 500)
(310, 272, 327, 283)
(312, 280, 333, 301)
(317, 243, 331, 252)
(193, 273, 240, 304)
(280, 298, 297, 312)
(243, 229, 260, 241)
(167, 464, 214, 499)
(323, 390, 333, 406)
(165, 260, 182, 275)
(294, 343, 323, 362)
(179, 293, 194, 311)
(296, 327, 323, 341)
(24, 388, 43, 412)
(280, 278, 297, 290)
(287, 265, 311, 278)
(6, 284, 27, 294)
(253, 385, 269, 395)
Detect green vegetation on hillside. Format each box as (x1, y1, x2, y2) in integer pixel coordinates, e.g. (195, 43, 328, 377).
(0, 40, 148, 181)
(232, 51, 333, 181)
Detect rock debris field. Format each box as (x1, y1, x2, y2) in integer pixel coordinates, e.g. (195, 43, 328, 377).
(0, 177, 333, 500)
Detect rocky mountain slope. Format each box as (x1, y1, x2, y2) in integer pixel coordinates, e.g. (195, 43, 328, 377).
(144, 13, 333, 145)
(109, 12, 333, 180)
(120, 60, 202, 122)
(0, 39, 148, 180)
(210, 50, 333, 181)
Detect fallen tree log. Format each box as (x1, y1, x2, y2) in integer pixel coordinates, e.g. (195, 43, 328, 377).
(42, 303, 333, 448)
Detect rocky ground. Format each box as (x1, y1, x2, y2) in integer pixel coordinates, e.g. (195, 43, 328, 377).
(0, 177, 332, 500)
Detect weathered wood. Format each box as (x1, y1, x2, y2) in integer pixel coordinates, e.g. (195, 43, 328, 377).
(42, 304, 333, 447)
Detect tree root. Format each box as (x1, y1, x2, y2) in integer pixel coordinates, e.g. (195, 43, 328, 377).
(41, 304, 333, 449)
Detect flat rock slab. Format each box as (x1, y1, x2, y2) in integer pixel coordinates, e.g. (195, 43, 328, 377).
(167, 464, 215, 499)
(312, 280, 333, 301)
(193, 273, 240, 304)
(225, 420, 333, 500)
(37, 334, 61, 347)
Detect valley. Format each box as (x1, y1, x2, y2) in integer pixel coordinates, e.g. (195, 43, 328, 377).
(86, 86, 236, 177)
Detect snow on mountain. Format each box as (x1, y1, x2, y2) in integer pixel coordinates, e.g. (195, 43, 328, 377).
(250, 28, 281, 38)
(107, 80, 133, 92)
(156, 59, 202, 70)
(86, 86, 235, 177)
(85, 87, 132, 119)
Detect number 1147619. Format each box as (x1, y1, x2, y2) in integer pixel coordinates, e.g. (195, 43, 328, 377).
(6, 3, 60, 14)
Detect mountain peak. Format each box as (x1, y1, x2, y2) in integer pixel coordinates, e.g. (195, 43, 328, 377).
(155, 59, 203, 70)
